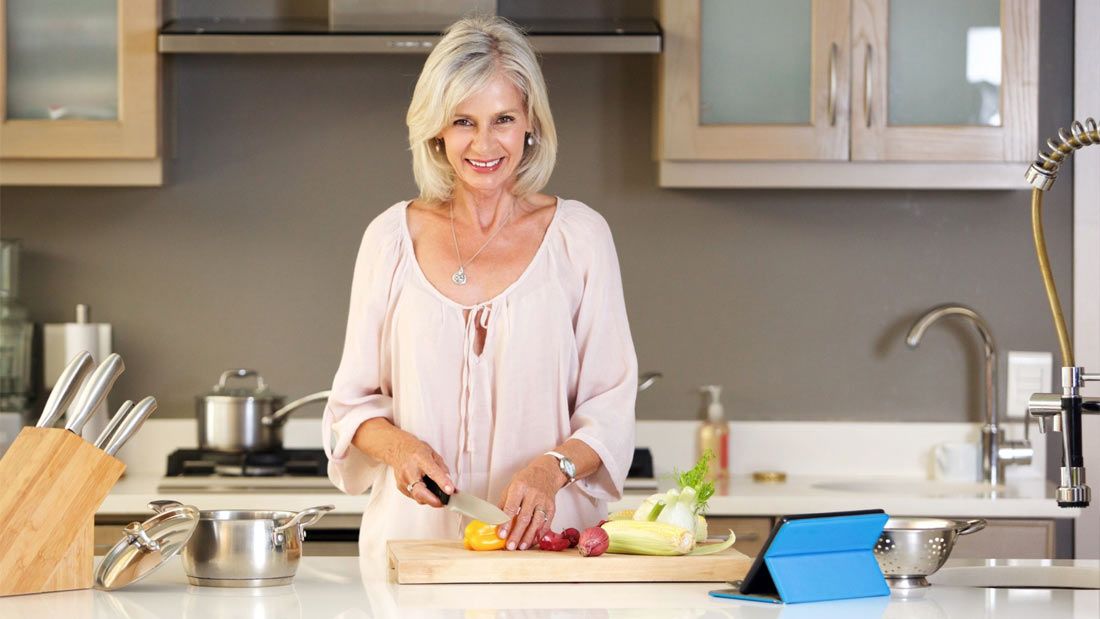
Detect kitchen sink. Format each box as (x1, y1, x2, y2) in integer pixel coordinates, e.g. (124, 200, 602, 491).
(928, 562, 1100, 589)
(812, 479, 1008, 498)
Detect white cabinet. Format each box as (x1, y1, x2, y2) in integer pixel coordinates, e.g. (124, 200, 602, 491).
(0, 0, 163, 186)
(658, 0, 1039, 188)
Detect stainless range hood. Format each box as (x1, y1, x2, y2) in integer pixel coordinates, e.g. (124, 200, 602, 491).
(158, 0, 661, 55)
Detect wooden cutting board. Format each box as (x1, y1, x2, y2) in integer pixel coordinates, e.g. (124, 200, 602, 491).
(387, 540, 754, 584)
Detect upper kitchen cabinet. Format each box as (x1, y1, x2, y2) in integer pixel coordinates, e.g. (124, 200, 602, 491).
(0, 0, 163, 186)
(657, 0, 1039, 189)
(660, 0, 851, 162)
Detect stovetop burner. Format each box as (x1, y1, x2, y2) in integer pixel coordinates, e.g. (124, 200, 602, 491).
(166, 448, 328, 477)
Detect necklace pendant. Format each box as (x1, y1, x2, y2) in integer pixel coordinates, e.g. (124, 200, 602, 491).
(451, 267, 468, 286)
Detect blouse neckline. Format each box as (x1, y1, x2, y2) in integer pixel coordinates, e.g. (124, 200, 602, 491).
(400, 196, 563, 310)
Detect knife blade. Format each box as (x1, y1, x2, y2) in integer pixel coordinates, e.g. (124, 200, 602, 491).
(36, 351, 95, 428)
(102, 396, 157, 456)
(65, 353, 125, 436)
(421, 475, 510, 525)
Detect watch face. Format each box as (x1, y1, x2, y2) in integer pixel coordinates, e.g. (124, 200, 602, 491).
(561, 457, 576, 479)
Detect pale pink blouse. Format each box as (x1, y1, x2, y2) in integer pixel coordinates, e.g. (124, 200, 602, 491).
(322, 198, 638, 563)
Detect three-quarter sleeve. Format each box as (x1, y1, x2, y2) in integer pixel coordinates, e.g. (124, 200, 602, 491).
(323, 214, 402, 496)
(565, 212, 638, 502)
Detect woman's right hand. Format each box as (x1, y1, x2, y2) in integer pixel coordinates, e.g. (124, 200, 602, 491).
(393, 436, 455, 507)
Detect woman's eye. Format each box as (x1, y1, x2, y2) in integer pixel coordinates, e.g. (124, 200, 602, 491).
(454, 118, 473, 127)
(497, 115, 514, 124)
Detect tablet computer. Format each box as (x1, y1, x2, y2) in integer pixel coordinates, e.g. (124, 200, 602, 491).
(710, 509, 888, 604)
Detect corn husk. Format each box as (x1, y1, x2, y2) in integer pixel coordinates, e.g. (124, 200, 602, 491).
(601, 520, 695, 556)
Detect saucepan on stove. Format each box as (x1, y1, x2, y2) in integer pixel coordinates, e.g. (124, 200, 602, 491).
(196, 369, 330, 452)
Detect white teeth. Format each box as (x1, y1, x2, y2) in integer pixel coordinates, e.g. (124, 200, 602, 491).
(468, 158, 502, 168)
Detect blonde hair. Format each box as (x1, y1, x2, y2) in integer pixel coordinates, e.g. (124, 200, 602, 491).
(406, 15, 557, 203)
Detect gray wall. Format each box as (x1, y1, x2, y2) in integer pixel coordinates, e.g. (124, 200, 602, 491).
(0, 3, 1075, 425)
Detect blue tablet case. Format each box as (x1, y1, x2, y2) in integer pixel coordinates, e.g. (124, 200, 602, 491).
(710, 511, 890, 604)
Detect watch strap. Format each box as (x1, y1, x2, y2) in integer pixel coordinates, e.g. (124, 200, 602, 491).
(544, 450, 576, 485)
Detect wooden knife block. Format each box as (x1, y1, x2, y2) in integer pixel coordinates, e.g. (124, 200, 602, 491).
(0, 427, 126, 596)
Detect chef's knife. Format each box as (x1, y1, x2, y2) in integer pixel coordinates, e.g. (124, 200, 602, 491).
(36, 351, 95, 428)
(93, 399, 134, 450)
(421, 475, 510, 525)
(65, 353, 125, 436)
(101, 396, 157, 456)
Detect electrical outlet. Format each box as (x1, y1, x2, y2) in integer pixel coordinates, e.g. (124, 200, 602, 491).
(1006, 351, 1053, 420)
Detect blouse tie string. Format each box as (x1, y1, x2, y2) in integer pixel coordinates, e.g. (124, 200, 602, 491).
(458, 302, 493, 467)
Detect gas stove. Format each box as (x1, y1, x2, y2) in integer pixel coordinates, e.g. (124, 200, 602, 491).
(157, 448, 336, 493)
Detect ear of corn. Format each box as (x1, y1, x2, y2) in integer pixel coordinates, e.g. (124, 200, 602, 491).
(608, 509, 635, 521)
(600, 520, 695, 556)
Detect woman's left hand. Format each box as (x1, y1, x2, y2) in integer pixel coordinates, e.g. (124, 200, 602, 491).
(497, 457, 564, 550)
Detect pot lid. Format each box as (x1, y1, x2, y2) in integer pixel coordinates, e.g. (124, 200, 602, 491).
(201, 368, 282, 400)
(95, 503, 199, 590)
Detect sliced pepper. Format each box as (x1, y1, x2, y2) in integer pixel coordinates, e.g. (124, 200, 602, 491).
(463, 520, 506, 551)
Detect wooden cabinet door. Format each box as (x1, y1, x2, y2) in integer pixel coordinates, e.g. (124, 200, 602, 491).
(0, 0, 160, 159)
(658, 0, 850, 161)
(950, 518, 1054, 559)
(850, 0, 1038, 162)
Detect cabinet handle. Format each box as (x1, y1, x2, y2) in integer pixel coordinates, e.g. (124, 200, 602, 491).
(864, 43, 874, 128)
(828, 43, 838, 127)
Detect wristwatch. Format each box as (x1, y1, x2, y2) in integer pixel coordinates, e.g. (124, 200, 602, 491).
(544, 450, 576, 486)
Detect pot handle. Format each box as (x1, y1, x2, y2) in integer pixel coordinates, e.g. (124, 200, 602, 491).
(149, 499, 185, 513)
(216, 368, 268, 393)
(262, 390, 331, 427)
(274, 504, 335, 534)
(956, 518, 987, 536)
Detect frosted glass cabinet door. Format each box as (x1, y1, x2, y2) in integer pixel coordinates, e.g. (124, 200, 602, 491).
(700, 0, 812, 126)
(5, 0, 119, 121)
(0, 0, 160, 160)
(659, 0, 850, 161)
(851, 0, 1038, 162)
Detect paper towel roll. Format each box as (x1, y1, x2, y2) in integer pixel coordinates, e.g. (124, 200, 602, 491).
(44, 322, 113, 440)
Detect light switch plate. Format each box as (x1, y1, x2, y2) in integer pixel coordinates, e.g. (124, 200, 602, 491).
(1006, 351, 1053, 420)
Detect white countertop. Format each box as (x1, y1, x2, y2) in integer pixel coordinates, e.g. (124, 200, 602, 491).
(0, 557, 1096, 618)
(98, 472, 1078, 519)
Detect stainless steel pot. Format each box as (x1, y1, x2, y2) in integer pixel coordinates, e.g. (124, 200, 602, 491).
(151, 500, 334, 587)
(196, 369, 329, 452)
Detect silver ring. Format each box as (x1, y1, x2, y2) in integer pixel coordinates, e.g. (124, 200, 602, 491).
(406, 480, 424, 493)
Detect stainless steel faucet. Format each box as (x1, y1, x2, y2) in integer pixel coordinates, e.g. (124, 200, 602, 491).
(1023, 117, 1100, 508)
(906, 304, 1033, 486)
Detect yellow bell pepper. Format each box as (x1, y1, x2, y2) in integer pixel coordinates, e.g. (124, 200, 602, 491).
(463, 520, 506, 551)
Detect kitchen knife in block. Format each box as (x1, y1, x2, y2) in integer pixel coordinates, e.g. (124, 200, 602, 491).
(0, 427, 126, 596)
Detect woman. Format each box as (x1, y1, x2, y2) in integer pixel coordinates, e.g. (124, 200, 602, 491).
(322, 15, 637, 563)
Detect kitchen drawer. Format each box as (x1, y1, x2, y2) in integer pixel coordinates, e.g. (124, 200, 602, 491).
(949, 518, 1055, 560)
(705, 517, 772, 558)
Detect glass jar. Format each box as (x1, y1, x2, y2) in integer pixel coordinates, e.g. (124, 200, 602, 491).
(1, 240, 34, 414)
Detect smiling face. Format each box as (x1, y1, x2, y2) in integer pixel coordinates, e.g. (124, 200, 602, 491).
(438, 73, 530, 196)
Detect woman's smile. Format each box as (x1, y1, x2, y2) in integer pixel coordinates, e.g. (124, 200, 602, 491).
(465, 156, 505, 173)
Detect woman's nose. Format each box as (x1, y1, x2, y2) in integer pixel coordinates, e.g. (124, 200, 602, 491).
(472, 127, 495, 152)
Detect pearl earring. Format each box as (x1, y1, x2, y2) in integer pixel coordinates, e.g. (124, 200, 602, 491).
(526, 133, 535, 147)
(434, 139, 442, 153)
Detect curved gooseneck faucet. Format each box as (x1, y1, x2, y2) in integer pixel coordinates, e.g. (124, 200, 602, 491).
(906, 304, 1031, 486)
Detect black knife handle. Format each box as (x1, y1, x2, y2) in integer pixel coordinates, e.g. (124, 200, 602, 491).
(421, 475, 450, 506)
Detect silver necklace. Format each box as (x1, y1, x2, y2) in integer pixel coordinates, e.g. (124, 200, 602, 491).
(449, 201, 514, 286)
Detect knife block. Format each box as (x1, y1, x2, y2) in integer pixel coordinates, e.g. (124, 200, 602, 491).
(0, 427, 126, 596)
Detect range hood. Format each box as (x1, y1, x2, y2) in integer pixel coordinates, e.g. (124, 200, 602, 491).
(158, 17, 661, 55)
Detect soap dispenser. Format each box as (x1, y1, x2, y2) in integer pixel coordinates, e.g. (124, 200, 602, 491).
(697, 385, 729, 480)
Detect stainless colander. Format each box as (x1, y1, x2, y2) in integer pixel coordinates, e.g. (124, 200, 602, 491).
(873, 518, 986, 588)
